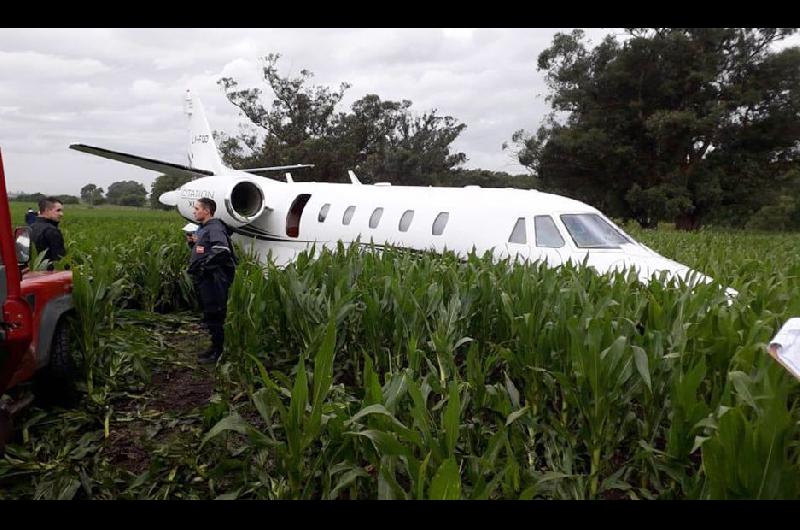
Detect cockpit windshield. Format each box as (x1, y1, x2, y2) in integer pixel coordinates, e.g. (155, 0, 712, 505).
(560, 213, 632, 249)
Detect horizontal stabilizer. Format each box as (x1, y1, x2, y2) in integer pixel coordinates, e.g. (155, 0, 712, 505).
(240, 163, 314, 175)
(70, 144, 215, 179)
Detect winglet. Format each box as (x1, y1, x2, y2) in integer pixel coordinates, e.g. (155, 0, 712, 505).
(348, 170, 361, 185)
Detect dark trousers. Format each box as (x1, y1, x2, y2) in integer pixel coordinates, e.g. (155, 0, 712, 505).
(195, 270, 233, 353)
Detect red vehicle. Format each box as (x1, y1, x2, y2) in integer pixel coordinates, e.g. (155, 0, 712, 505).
(0, 149, 74, 449)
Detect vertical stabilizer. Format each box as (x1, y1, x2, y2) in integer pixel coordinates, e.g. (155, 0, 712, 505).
(185, 90, 226, 175)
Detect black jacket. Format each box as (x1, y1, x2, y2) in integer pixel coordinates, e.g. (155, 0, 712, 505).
(30, 217, 66, 264)
(188, 218, 236, 280)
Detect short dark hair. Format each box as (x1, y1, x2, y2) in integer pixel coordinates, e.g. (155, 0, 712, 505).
(196, 197, 216, 216)
(38, 197, 63, 214)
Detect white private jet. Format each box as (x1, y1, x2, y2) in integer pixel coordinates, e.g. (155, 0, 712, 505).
(70, 91, 721, 290)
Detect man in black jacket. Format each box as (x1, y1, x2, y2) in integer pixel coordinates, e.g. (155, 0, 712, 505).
(30, 197, 66, 270)
(187, 197, 237, 364)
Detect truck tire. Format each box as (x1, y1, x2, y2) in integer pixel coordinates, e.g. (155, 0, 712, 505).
(35, 318, 78, 407)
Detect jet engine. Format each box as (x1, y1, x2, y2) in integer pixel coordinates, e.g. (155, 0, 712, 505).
(160, 175, 270, 228)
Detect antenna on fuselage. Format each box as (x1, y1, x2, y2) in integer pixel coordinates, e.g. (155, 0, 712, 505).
(348, 170, 361, 185)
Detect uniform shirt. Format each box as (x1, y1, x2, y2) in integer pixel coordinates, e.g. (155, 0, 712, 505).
(188, 218, 236, 277)
(30, 217, 66, 264)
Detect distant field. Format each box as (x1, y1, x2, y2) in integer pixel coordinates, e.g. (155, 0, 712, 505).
(1, 201, 799, 499)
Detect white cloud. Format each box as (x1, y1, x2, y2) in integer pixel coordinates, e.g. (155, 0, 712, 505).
(0, 28, 632, 194)
(130, 79, 163, 99)
(0, 50, 110, 79)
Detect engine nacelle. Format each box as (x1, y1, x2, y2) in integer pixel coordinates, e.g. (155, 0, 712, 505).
(163, 176, 269, 227)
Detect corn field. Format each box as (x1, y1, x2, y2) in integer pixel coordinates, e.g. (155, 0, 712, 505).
(1, 203, 799, 499)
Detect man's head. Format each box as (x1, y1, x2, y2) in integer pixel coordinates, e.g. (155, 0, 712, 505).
(193, 198, 216, 223)
(38, 197, 64, 222)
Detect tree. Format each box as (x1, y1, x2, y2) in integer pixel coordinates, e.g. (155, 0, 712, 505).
(106, 180, 147, 207)
(150, 174, 193, 209)
(216, 54, 467, 186)
(80, 183, 106, 206)
(512, 28, 800, 229)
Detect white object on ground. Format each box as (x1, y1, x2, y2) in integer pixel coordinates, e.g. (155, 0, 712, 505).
(769, 318, 800, 380)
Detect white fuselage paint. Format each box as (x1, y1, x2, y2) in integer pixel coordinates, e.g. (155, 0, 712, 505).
(173, 172, 710, 289)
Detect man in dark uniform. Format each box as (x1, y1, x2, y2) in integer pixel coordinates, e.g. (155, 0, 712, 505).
(187, 197, 237, 364)
(30, 197, 66, 270)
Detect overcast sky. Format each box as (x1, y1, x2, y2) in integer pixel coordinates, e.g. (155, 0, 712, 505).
(1, 28, 798, 196)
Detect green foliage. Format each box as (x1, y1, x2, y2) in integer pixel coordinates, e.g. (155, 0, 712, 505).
(106, 180, 147, 207)
(80, 184, 106, 206)
(11, 193, 80, 204)
(216, 54, 467, 186)
(513, 28, 800, 230)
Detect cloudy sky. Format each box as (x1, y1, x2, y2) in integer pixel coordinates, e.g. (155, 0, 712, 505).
(1, 28, 797, 196)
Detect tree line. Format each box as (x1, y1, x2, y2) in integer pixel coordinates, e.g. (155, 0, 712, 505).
(79, 181, 148, 207)
(509, 28, 800, 230)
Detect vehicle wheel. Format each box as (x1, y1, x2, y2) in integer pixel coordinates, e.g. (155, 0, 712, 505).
(35, 318, 79, 407)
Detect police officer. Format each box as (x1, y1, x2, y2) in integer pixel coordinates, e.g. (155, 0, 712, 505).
(30, 197, 66, 270)
(187, 197, 237, 364)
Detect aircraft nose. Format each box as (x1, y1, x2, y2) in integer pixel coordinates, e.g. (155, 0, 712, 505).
(159, 190, 179, 206)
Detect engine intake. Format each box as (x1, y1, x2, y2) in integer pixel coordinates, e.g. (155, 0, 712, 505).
(228, 180, 264, 220)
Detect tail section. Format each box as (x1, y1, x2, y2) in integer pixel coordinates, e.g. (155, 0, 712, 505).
(185, 90, 227, 175)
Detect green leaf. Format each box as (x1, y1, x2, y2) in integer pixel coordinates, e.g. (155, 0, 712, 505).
(345, 430, 410, 458)
(505, 405, 530, 426)
(504, 372, 520, 409)
(443, 381, 461, 457)
(729, 371, 757, 411)
(329, 467, 370, 499)
(428, 459, 461, 500)
(632, 346, 652, 393)
(201, 413, 251, 448)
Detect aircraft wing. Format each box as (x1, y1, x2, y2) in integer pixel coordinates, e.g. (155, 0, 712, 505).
(70, 144, 215, 179)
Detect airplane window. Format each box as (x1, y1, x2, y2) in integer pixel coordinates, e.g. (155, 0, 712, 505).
(369, 207, 384, 229)
(508, 217, 527, 244)
(432, 212, 449, 235)
(560, 213, 631, 248)
(286, 194, 311, 238)
(318, 203, 330, 223)
(342, 205, 356, 225)
(399, 210, 414, 232)
(534, 216, 565, 248)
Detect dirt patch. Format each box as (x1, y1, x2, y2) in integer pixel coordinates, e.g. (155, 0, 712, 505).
(239, 406, 268, 431)
(105, 423, 150, 474)
(150, 367, 214, 413)
(161, 324, 209, 359)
